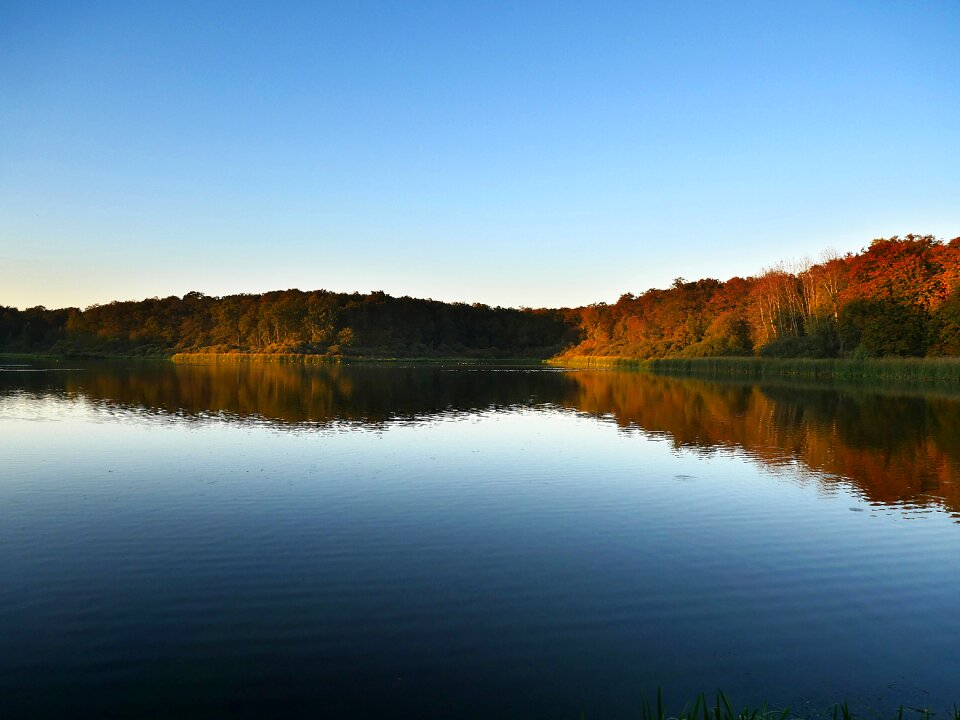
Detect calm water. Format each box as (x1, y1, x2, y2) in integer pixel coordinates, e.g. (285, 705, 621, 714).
(2, 361, 960, 719)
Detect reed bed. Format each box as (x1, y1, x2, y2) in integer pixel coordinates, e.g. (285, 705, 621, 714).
(644, 357, 960, 384)
(635, 689, 789, 720)
(628, 689, 956, 720)
(170, 352, 543, 365)
(546, 355, 649, 369)
(170, 352, 342, 365)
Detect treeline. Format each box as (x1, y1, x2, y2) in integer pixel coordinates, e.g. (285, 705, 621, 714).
(561, 234, 960, 359)
(0, 290, 576, 358)
(2, 234, 958, 360)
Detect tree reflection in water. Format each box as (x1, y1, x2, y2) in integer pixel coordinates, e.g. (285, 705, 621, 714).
(4, 361, 959, 516)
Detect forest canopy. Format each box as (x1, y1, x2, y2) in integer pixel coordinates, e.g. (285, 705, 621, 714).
(559, 235, 960, 360)
(2, 235, 959, 360)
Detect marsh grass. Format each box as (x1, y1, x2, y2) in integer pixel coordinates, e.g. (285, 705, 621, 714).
(547, 356, 649, 369)
(633, 689, 788, 720)
(170, 352, 545, 365)
(644, 357, 960, 384)
(618, 691, 954, 720)
(171, 352, 343, 364)
(549, 355, 960, 384)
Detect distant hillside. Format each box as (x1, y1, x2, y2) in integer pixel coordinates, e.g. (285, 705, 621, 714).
(2, 235, 958, 359)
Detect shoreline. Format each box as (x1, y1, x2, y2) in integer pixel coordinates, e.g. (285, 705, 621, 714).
(6, 352, 960, 384)
(552, 355, 960, 383)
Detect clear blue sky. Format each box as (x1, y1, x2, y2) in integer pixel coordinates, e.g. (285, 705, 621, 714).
(2, 1, 958, 310)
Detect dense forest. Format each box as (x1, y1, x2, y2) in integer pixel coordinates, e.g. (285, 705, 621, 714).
(2, 235, 958, 359)
(0, 291, 574, 358)
(562, 234, 960, 359)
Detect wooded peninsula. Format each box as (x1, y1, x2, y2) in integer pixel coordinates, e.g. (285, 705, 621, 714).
(4, 235, 959, 361)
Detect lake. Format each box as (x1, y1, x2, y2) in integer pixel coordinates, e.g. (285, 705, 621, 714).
(2, 360, 959, 719)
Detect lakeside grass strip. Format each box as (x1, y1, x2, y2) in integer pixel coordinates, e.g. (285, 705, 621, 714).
(550, 355, 960, 384)
(545, 355, 651, 369)
(171, 352, 343, 365)
(646, 357, 960, 384)
(170, 352, 546, 365)
(17, 350, 960, 384)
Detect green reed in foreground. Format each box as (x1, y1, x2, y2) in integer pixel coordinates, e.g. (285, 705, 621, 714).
(632, 689, 787, 720)
(602, 690, 960, 720)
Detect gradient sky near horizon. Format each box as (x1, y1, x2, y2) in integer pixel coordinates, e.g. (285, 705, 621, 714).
(2, 1, 959, 310)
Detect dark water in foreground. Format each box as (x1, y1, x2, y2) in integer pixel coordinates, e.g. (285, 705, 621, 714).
(2, 360, 960, 719)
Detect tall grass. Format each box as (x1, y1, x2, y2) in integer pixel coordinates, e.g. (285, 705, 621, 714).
(170, 352, 545, 365)
(546, 355, 650, 369)
(644, 357, 960, 384)
(636, 689, 788, 720)
(548, 355, 960, 384)
(170, 352, 342, 365)
(620, 690, 954, 720)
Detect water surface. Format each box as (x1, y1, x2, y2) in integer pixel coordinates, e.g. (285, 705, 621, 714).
(2, 361, 959, 718)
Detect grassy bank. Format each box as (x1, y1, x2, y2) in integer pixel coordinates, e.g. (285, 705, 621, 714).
(171, 352, 342, 365)
(12, 351, 960, 384)
(546, 355, 650, 369)
(170, 352, 546, 365)
(551, 355, 960, 384)
(644, 357, 960, 383)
